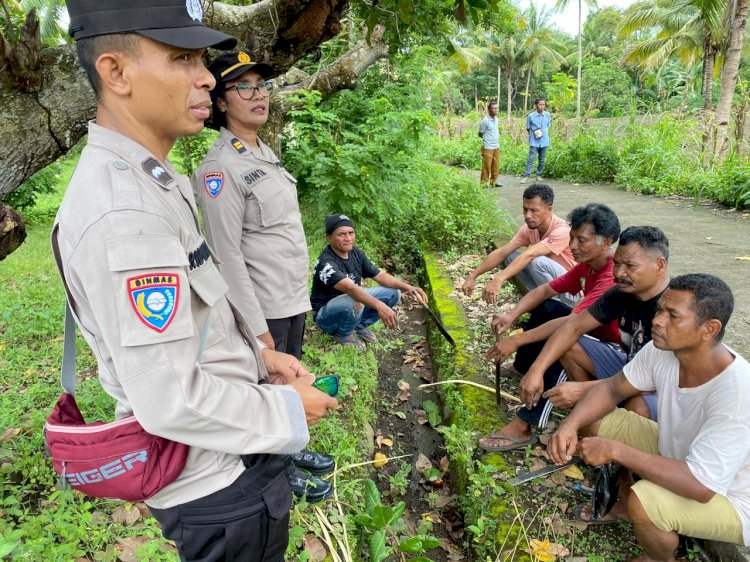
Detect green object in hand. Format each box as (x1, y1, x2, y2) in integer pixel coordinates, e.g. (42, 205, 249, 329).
(312, 374, 340, 397)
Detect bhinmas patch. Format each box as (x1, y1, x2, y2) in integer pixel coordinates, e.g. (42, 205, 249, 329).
(203, 171, 224, 198)
(127, 273, 180, 332)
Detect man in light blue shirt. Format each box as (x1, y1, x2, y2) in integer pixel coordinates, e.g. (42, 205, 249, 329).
(478, 101, 501, 187)
(522, 98, 552, 184)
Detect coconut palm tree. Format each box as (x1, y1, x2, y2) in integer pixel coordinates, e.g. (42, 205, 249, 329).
(555, 0, 599, 118)
(618, 0, 726, 110)
(520, 3, 567, 110)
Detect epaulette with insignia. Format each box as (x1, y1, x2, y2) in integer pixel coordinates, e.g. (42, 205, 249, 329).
(231, 137, 247, 154)
(141, 157, 174, 187)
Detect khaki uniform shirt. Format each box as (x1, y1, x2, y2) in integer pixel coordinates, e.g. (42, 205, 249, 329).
(52, 123, 309, 509)
(192, 129, 310, 337)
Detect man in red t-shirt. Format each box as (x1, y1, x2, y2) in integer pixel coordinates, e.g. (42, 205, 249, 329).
(480, 203, 621, 451)
(462, 184, 576, 305)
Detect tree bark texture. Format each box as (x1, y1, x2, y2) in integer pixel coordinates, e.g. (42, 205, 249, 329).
(0, 0, 357, 200)
(712, 0, 748, 160)
(0, 204, 26, 260)
(701, 43, 715, 110)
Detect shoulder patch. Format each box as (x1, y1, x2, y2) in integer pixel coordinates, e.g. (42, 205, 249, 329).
(243, 168, 268, 186)
(127, 273, 179, 332)
(141, 157, 174, 187)
(230, 137, 247, 154)
(203, 171, 224, 198)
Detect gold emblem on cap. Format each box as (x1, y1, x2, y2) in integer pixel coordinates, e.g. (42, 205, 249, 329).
(238, 52, 252, 63)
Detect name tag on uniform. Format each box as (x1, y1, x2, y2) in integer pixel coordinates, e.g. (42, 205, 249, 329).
(243, 168, 268, 186)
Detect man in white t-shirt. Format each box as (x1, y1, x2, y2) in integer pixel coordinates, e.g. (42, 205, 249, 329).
(549, 274, 750, 561)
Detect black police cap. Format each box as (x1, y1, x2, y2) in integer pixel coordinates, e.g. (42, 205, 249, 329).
(209, 51, 274, 86)
(66, 0, 237, 50)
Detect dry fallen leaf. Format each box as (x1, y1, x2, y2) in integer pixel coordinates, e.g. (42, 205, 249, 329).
(529, 458, 547, 472)
(116, 537, 148, 562)
(415, 453, 433, 473)
(303, 536, 328, 561)
(373, 453, 388, 468)
(735, 256, 750, 261)
(526, 538, 570, 561)
(111, 505, 141, 527)
(0, 428, 21, 443)
(381, 438, 393, 447)
(561, 464, 585, 480)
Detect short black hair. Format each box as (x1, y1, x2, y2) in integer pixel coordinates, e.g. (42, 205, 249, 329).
(76, 33, 141, 97)
(522, 183, 554, 206)
(668, 274, 734, 341)
(534, 98, 546, 105)
(487, 101, 498, 108)
(568, 203, 620, 242)
(618, 226, 669, 261)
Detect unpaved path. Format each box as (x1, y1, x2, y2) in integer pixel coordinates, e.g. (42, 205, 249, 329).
(492, 173, 750, 358)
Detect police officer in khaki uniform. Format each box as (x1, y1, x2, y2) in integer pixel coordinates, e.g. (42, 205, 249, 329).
(192, 52, 334, 501)
(56, 1, 337, 560)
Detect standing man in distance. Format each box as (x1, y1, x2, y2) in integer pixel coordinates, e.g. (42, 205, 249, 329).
(479, 101, 501, 188)
(521, 98, 551, 184)
(57, 1, 337, 559)
(462, 184, 575, 305)
(549, 275, 750, 558)
(311, 215, 428, 349)
(192, 51, 335, 502)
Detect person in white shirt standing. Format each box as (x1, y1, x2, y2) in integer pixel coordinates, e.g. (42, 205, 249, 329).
(549, 273, 750, 561)
(478, 101, 501, 188)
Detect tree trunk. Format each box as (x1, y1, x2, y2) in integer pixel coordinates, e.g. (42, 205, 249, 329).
(497, 65, 501, 105)
(576, 0, 582, 119)
(702, 43, 715, 110)
(713, 0, 748, 161)
(0, 204, 26, 261)
(524, 67, 531, 111)
(507, 73, 513, 121)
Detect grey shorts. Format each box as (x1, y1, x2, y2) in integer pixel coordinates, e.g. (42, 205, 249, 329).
(578, 334, 658, 420)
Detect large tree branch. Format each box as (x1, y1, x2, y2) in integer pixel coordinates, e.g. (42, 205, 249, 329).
(0, 0, 357, 199)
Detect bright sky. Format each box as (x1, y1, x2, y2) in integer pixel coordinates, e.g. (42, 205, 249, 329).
(517, 0, 636, 35)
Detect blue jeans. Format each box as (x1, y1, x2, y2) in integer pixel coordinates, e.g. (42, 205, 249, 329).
(524, 145, 548, 177)
(314, 287, 401, 336)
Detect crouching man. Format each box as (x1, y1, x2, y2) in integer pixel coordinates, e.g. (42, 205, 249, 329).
(549, 274, 750, 561)
(311, 215, 427, 349)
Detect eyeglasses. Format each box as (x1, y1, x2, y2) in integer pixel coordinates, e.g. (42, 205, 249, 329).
(229, 80, 273, 99)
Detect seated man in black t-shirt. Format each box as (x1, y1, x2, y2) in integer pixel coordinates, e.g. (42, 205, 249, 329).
(311, 215, 428, 349)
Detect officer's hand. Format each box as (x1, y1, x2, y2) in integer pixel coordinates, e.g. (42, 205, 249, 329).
(290, 377, 338, 425)
(261, 348, 310, 385)
(483, 336, 518, 364)
(257, 331, 276, 350)
(490, 313, 515, 335)
(519, 369, 544, 409)
(461, 276, 476, 296)
(549, 423, 578, 465)
(377, 302, 398, 329)
(482, 276, 503, 304)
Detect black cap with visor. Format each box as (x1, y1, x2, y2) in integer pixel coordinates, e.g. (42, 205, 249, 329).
(66, 0, 237, 50)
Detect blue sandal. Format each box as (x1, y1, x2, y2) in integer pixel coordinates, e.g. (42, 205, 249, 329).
(334, 333, 366, 350)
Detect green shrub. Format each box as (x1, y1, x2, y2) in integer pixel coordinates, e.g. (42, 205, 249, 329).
(545, 128, 620, 182)
(2, 163, 62, 211)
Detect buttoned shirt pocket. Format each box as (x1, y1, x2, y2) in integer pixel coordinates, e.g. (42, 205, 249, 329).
(187, 260, 230, 349)
(248, 177, 285, 227)
(107, 235, 193, 347)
